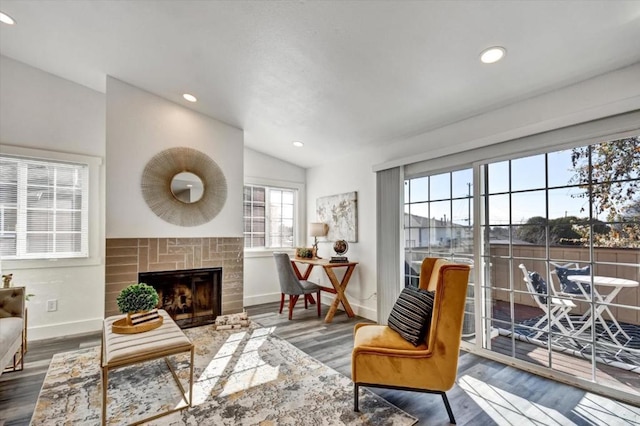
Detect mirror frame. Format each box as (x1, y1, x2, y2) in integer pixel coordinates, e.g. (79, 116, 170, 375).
(141, 147, 227, 226)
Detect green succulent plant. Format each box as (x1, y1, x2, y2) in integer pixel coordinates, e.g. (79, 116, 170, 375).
(116, 283, 159, 314)
(296, 247, 313, 258)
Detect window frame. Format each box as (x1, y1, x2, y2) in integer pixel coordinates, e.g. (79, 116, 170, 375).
(0, 144, 102, 270)
(243, 177, 304, 255)
(394, 111, 640, 404)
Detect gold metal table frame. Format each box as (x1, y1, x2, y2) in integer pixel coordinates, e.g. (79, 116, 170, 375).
(101, 310, 194, 426)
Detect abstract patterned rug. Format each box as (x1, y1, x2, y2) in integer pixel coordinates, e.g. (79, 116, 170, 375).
(30, 324, 417, 425)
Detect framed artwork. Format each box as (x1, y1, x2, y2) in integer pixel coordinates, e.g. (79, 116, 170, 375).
(316, 191, 358, 242)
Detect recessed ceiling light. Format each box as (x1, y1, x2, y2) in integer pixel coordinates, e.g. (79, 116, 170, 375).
(480, 46, 506, 64)
(183, 93, 197, 102)
(0, 12, 16, 25)
(292, 141, 304, 148)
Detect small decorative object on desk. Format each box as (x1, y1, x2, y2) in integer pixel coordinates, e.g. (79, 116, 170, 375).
(295, 247, 314, 259)
(113, 283, 162, 334)
(331, 239, 349, 263)
(215, 310, 250, 330)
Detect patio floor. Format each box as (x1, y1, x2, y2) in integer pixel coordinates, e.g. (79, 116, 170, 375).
(485, 300, 640, 396)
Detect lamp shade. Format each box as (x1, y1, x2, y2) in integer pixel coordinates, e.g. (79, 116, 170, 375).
(309, 222, 328, 237)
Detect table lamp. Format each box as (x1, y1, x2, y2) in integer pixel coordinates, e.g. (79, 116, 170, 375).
(309, 222, 328, 258)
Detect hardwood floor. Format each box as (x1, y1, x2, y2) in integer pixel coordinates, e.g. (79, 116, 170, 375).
(1, 302, 639, 425)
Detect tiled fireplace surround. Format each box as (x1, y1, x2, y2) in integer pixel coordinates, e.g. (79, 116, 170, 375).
(105, 237, 243, 318)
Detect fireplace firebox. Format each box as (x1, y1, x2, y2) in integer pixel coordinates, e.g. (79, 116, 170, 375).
(139, 267, 222, 329)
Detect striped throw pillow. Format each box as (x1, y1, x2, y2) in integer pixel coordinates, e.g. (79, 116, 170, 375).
(388, 287, 435, 346)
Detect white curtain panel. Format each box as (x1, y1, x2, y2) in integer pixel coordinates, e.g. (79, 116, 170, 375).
(376, 166, 403, 324)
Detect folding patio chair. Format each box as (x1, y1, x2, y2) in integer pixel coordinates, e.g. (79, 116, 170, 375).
(550, 261, 591, 298)
(518, 264, 576, 339)
(550, 261, 592, 321)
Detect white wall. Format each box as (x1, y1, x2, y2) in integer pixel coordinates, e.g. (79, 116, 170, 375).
(375, 63, 640, 171)
(0, 56, 106, 340)
(106, 78, 244, 238)
(305, 62, 640, 323)
(306, 151, 379, 320)
(244, 148, 306, 184)
(243, 148, 306, 306)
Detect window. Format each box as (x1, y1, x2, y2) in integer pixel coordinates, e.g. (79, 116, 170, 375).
(243, 184, 296, 249)
(0, 154, 89, 259)
(404, 168, 474, 287)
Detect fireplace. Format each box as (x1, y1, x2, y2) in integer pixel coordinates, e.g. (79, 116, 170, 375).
(139, 267, 222, 329)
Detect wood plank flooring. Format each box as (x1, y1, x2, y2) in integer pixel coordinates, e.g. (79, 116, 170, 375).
(1, 302, 639, 425)
(490, 334, 640, 395)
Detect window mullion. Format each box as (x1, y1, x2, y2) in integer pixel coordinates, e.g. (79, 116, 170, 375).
(81, 166, 89, 255)
(53, 166, 58, 254)
(15, 163, 28, 257)
(265, 187, 271, 248)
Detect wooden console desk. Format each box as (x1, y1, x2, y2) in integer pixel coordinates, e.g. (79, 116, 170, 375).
(291, 258, 358, 323)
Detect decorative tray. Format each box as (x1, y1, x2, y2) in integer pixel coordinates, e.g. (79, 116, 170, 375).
(111, 315, 163, 334)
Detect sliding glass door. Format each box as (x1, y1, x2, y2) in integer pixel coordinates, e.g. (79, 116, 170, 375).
(403, 135, 640, 400)
(477, 137, 639, 397)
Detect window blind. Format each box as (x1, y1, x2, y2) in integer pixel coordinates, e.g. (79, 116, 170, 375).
(376, 166, 404, 324)
(0, 155, 89, 259)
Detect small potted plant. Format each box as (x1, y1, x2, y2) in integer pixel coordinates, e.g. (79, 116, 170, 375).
(295, 247, 313, 259)
(116, 283, 159, 324)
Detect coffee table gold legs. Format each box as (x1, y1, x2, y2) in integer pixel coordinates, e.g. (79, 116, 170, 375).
(101, 349, 194, 426)
(101, 366, 107, 426)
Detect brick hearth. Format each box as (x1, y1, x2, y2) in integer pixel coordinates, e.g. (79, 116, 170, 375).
(105, 237, 243, 318)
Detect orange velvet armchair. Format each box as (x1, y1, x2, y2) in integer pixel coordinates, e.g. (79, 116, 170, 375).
(352, 258, 471, 424)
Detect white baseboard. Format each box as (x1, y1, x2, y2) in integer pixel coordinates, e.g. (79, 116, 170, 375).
(349, 303, 377, 322)
(244, 292, 281, 307)
(28, 317, 103, 341)
(244, 292, 378, 322)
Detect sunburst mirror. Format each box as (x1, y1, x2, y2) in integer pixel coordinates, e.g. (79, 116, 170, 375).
(141, 147, 227, 226)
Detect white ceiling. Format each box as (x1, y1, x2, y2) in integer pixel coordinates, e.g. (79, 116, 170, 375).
(1, 1, 640, 168)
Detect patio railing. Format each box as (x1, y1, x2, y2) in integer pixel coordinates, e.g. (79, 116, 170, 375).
(490, 244, 640, 326)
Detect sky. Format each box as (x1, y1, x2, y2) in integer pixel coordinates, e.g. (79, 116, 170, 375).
(404, 146, 635, 227)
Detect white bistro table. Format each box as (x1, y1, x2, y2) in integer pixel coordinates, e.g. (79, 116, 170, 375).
(567, 275, 639, 346)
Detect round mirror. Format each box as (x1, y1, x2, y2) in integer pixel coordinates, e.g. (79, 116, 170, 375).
(142, 147, 227, 226)
(170, 172, 204, 203)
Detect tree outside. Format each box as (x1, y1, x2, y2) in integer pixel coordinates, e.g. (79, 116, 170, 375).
(514, 137, 639, 248)
(516, 216, 610, 246)
(570, 136, 640, 248)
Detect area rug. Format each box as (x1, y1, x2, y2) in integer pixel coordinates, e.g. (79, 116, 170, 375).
(508, 314, 640, 373)
(30, 324, 417, 425)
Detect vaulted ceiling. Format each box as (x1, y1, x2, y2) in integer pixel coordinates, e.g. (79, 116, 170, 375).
(1, 1, 640, 168)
